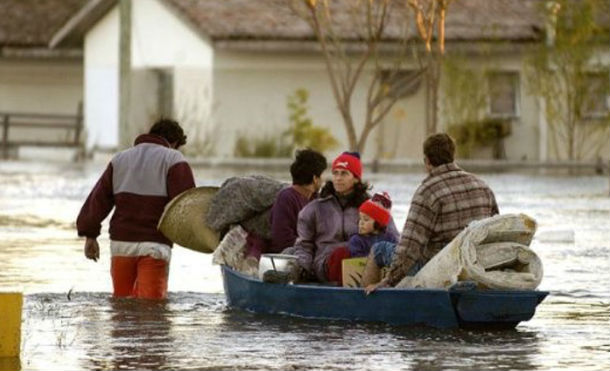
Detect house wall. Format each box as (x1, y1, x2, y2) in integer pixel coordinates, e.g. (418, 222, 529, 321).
(0, 58, 82, 143)
(211, 49, 542, 161)
(0, 58, 82, 113)
(84, 6, 119, 151)
(134, 0, 215, 155)
(84, 0, 214, 151)
(213, 50, 429, 160)
(213, 51, 357, 158)
(436, 53, 542, 161)
(543, 48, 610, 161)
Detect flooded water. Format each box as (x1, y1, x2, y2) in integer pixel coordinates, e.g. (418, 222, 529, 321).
(1, 161, 609, 371)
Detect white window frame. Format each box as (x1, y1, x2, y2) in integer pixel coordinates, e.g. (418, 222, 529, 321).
(487, 71, 521, 119)
(582, 71, 610, 120)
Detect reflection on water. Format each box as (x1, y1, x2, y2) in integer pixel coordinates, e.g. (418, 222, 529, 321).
(1, 161, 609, 370)
(21, 292, 549, 371)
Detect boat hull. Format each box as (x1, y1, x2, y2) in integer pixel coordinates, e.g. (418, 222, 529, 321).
(222, 266, 548, 329)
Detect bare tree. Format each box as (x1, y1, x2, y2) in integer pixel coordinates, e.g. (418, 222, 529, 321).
(526, 0, 610, 161)
(291, 0, 424, 154)
(408, 0, 453, 135)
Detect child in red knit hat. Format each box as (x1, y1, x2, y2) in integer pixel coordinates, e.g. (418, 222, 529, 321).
(347, 192, 398, 258)
(325, 191, 399, 285)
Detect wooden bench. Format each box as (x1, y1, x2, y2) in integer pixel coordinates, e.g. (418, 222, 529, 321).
(1, 103, 83, 160)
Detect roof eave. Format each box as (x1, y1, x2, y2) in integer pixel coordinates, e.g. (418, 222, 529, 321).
(49, 0, 117, 49)
(1, 46, 83, 59)
(214, 38, 542, 54)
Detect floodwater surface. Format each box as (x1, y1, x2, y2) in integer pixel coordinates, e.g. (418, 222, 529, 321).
(0, 161, 608, 371)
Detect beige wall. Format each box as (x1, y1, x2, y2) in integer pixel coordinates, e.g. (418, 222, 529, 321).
(0, 58, 82, 114)
(84, 0, 214, 151)
(213, 51, 345, 158)
(542, 48, 610, 161)
(213, 50, 423, 159)
(0, 58, 82, 143)
(436, 53, 542, 161)
(84, 6, 119, 150)
(211, 49, 546, 161)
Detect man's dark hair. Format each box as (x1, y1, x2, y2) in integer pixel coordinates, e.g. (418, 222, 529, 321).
(149, 118, 187, 148)
(423, 133, 456, 167)
(290, 149, 327, 185)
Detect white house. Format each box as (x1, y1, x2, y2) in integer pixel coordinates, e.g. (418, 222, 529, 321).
(3, 0, 609, 162)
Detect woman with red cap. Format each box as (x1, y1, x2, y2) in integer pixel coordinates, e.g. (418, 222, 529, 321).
(283, 152, 399, 283)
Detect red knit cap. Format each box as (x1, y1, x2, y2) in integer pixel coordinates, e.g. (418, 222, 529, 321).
(332, 152, 362, 179)
(359, 199, 391, 227)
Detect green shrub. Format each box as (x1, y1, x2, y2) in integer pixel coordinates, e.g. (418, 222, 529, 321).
(233, 135, 291, 158)
(448, 118, 511, 158)
(283, 88, 338, 153)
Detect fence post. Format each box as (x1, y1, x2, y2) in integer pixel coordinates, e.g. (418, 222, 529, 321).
(2, 115, 9, 160)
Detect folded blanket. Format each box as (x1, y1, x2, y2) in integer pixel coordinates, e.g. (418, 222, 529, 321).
(206, 175, 288, 239)
(396, 213, 543, 290)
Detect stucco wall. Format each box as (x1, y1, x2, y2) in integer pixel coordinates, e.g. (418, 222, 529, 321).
(0, 59, 82, 113)
(84, 0, 214, 151)
(211, 49, 543, 161)
(84, 6, 119, 151)
(542, 48, 610, 161)
(213, 50, 422, 159)
(0, 58, 82, 143)
(214, 51, 341, 158)
(437, 53, 542, 161)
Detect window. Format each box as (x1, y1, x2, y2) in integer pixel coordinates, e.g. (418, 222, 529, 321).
(379, 70, 422, 100)
(583, 72, 609, 119)
(488, 71, 519, 118)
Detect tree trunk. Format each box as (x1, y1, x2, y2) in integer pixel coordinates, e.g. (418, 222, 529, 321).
(425, 54, 441, 135)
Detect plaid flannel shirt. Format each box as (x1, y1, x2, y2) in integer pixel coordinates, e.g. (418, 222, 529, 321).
(386, 162, 499, 286)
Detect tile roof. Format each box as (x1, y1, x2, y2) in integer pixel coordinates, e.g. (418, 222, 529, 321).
(10, 0, 603, 50)
(167, 0, 546, 42)
(0, 0, 88, 47)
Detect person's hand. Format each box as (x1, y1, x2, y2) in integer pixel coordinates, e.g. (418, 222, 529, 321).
(365, 278, 388, 295)
(84, 238, 100, 262)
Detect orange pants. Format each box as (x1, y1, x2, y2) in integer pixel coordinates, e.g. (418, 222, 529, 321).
(111, 256, 169, 299)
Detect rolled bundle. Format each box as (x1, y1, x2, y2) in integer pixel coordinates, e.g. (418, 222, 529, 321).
(396, 213, 543, 290)
(206, 175, 287, 239)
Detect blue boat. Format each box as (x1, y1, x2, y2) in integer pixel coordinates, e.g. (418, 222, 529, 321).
(221, 265, 548, 329)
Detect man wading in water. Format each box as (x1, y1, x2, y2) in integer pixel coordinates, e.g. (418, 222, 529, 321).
(76, 119, 195, 299)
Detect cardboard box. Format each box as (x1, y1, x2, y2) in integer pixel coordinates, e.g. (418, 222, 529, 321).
(342, 257, 367, 287)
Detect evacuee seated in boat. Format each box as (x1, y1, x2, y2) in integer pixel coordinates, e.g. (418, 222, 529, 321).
(218, 149, 327, 265)
(281, 152, 399, 284)
(264, 149, 327, 256)
(347, 192, 398, 260)
(363, 133, 499, 294)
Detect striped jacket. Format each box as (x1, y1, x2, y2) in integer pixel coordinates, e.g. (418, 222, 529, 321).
(76, 134, 195, 246)
(386, 162, 498, 286)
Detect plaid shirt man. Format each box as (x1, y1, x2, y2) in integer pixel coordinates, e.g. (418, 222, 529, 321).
(386, 162, 499, 286)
